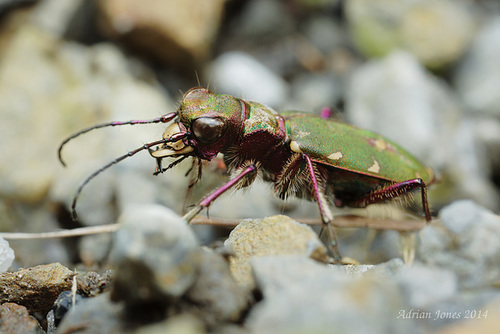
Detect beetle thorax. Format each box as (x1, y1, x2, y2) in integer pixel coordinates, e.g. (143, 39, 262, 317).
(242, 103, 280, 136)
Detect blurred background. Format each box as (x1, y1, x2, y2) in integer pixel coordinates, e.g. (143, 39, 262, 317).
(1, 0, 500, 268)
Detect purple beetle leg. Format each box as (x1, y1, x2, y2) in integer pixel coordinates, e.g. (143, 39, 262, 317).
(182, 164, 257, 222)
(153, 156, 189, 175)
(182, 158, 203, 213)
(320, 107, 332, 119)
(303, 154, 341, 262)
(154, 157, 163, 174)
(350, 178, 431, 222)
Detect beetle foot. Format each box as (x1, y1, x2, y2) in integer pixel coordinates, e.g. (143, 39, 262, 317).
(323, 222, 342, 263)
(183, 206, 203, 223)
(152, 157, 164, 175)
(153, 168, 167, 176)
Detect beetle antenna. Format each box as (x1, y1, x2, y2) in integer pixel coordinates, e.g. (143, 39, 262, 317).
(58, 112, 178, 167)
(71, 132, 188, 221)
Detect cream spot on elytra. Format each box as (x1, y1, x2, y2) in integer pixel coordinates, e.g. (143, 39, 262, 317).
(328, 151, 343, 160)
(367, 158, 380, 173)
(290, 141, 302, 153)
(296, 130, 310, 138)
(374, 139, 387, 150)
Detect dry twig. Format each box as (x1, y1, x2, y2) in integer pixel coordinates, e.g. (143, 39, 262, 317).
(0, 215, 426, 240)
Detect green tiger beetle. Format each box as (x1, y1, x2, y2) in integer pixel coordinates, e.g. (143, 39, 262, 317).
(58, 87, 435, 262)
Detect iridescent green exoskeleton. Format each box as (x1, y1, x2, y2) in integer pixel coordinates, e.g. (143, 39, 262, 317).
(59, 87, 435, 262)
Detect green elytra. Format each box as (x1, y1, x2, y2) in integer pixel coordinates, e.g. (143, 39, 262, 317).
(283, 112, 434, 184)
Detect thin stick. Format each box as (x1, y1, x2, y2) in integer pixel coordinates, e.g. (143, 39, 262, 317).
(0, 224, 120, 240)
(0, 214, 427, 240)
(190, 215, 427, 231)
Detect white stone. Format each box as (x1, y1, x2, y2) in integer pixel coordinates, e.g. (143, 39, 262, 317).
(0, 237, 15, 273)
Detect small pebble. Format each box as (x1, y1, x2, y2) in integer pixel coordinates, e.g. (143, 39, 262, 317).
(110, 205, 200, 304)
(209, 51, 289, 108)
(0, 236, 14, 273)
(418, 200, 500, 288)
(224, 215, 329, 288)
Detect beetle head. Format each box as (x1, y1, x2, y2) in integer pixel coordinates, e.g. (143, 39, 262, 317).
(172, 87, 247, 160)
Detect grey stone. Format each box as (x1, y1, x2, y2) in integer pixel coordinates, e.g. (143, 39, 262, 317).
(345, 0, 475, 69)
(224, 215, 329, 288)
(0, 27, 64, 203)
(110, 205, 199, 304)
(455, 17, 500, 116)
(50, 43, 179, 225)
(0, 236, 14, 273)
(303, 16, 344, 55)
(52, 291, 87, 327)
(439, 200, 486, 234)
(248, 255, 500, 332)
(57, 293, 124, 334)
(417, 200, 500, 288)
(288, 74, 341, 112)
(251, 256, 344, 299)
(247, 256, 417, 334)
(446, 118, 500, 211)
(31, 0, 83, 38)
(4, 208, 70, 267)
(395, 264, 458, 308)
(346, 51, 500, 210)
(78, 233, 112, 266)
(329, 261, 385, 279)
(97, 0, 225, 68)
(425, 288, 500, 330)
(209, 52, 289, 108)
(134, 314, 205, 334)
(367, 257, 406, 277)
(236, 0, 293, 40)
(346, 51, 454, 164)
(0, 0, 179, 228)
(184, 248, 251, 329)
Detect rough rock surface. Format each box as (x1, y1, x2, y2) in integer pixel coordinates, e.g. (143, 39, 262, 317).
(225, 215, 329, 288)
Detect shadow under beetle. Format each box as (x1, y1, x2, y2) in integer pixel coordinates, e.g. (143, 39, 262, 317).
(59, 87, 435, 262)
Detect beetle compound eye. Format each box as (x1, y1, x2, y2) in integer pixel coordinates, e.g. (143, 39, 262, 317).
(192, 117, 226, 144)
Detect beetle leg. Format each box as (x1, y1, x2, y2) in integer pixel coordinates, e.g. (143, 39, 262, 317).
(186, 157, 203, 189)
(153, 156, 189, 175)
(348, 178, 431, 221)
(153, 157, 163, 175)
(182, 158, 203, 213)
(182, 164, 257, 222)
(303, 154, 341, 262)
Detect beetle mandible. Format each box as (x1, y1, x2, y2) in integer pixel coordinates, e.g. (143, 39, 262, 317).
(58, 87, 435, 262)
